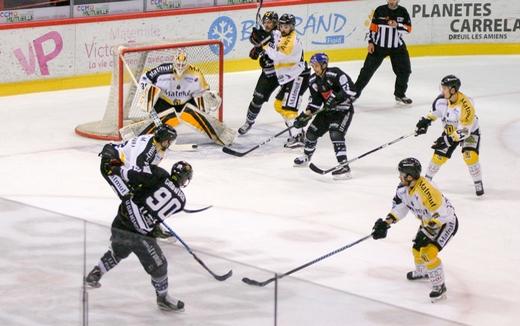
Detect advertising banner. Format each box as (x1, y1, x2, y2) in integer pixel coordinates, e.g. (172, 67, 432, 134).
(0, 0, 518, 84)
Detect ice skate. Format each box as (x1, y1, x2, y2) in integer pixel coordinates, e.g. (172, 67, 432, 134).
(157, 293, 185, 311)
(395, 95, 413, 105)
(238, 121, 254, 135)
(85, 266, 102, 288)
(284, 132, 304, 148)
(332, 165, 351, 180)
(474, 180, 484, 196)
(406, 270, 428, 281)
(293, 154, 310, 167)
(429, 283, 447, 303)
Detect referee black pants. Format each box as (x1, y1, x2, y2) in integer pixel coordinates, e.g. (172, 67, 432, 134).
(354, 44, 411, 98)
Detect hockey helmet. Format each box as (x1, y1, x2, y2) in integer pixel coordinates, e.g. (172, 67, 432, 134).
(441, 75, 461, 92)
(262, 11, 278, 25)
(154, 125, 177, 143)
(310, 53, 329, 67)
(171, 161, 193, 188)
(278, 13, 296, 26)
(173, 49, 188, 75)
(398, 157, 421, 179)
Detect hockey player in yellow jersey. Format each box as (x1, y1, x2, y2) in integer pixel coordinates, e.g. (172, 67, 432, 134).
(262, 13, 310, 148)
(372, 158, 458, 302)
(415, 75, 484, 196)
(135, 49, 235, 146)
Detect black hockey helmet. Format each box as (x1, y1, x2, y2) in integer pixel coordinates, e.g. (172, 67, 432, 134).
(279, 13, 296, 26)
(441, 75, 461, 92)
(154, 125, 177, 143)
(398, 157, 421, 179)
(262, 11, 278, 24)
(171, 161, 193, 188)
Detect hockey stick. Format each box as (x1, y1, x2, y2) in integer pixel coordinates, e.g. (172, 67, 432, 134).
(242, 234, 372, 287)
(223, 109, 324, 157)
(183, 205, 213, 213)
(158, 218, 232, 281)
(222, 125, 292, 157)
(255, 0, 264, 28)
(309, 131, 416, 175)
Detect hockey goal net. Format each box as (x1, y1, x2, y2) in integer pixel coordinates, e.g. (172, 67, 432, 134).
(75, 40, 224, 140)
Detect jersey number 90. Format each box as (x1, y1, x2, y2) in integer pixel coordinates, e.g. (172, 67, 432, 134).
(146, 187, 182, 220)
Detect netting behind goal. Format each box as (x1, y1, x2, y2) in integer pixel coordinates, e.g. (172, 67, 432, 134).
(75, 40, 224, 141)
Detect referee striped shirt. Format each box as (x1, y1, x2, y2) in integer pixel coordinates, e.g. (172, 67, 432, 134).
(369, 5, 412, 49)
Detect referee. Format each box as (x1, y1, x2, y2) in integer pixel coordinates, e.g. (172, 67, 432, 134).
(354, 0, 413, 104)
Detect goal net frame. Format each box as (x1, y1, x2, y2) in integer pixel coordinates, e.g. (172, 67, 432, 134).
(75, 39, 224, 141)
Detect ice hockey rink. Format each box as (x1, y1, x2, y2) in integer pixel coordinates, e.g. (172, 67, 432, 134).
(1, 55, 519, 325)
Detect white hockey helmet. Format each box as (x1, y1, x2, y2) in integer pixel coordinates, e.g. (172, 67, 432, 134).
(173, 49, 188, 75)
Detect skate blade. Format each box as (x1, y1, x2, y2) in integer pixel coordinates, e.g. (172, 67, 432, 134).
(333, 173, 352, 180)
(430, 293, 447, 303)
(293, 163, 309, 168)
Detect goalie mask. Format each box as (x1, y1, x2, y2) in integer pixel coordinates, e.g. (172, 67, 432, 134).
(171, 161, 193, 188)
(173, 49, 188, 75)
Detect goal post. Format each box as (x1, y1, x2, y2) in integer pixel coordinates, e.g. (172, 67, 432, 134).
(75, 40, 224, 141)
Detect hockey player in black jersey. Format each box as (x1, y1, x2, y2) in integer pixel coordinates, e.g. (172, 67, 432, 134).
(293, 53, 357, 180)
(85, 161, 193, 311)
(238, 11, 279, 135)
(99, 124, 177, 200)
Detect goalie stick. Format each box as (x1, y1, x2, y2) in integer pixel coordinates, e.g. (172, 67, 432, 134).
(242, 234, 372, 287)
(309, 131, 416, 175)
(158, 218, 232, 281)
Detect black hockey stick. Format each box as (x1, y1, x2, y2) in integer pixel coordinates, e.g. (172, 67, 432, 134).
(242, 234, 372, 287)
(255, 0, 264, 28)
(183, 205, 213, 213)
(158, 219, 232, 281)
(222, 125, 292, 157)
(309, 131, 416, 175)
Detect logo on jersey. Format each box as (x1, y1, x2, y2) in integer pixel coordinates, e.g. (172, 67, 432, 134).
(208, 16, 237, 55)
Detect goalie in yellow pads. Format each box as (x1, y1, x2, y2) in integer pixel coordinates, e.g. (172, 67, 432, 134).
(372, 158, 459, 303)
(131, 49, 236, 146)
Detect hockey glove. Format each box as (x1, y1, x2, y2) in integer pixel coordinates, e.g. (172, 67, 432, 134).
(415, 117, 432, 136)
(151, 225, 173, 239)
(323, 94, 337, 111)
(249, 46, 263, 60)
(372, 218, 390, 240)
(249, 27, 271, 47)
(423, 217, 442, 237)
(294, 112, 312, 129)
(431, 135, 454, 151)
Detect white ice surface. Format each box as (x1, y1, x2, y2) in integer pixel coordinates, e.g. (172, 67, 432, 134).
(1, 55, 519, 325)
